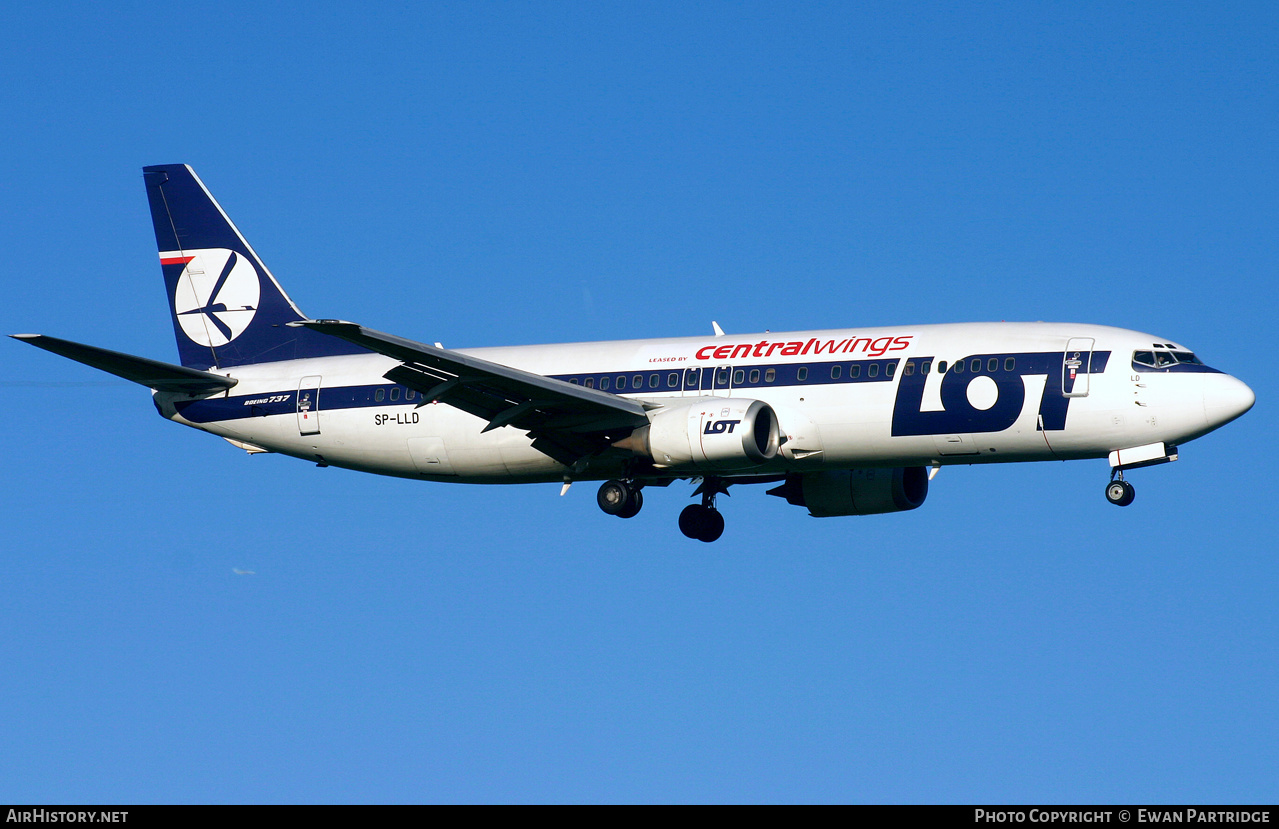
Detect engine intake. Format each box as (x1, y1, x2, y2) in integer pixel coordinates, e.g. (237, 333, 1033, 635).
(616, 398, 781, 471)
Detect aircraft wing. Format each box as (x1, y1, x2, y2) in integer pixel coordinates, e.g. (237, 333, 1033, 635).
(11, 334, 238, 393)
(292, 320, 650, 466)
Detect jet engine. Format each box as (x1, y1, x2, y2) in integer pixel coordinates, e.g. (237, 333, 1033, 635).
(615, 398, 781, 471)
(767, 467, 929, 516)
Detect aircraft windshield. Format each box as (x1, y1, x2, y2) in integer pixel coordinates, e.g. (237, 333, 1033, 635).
(1132, 349, 1204, 369)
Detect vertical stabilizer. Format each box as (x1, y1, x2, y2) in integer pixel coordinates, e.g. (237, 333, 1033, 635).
(142, 164, 366, 369)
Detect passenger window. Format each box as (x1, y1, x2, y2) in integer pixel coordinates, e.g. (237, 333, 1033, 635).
(585, 378, 594, 389)
(685, 369, 699, 387)
(868, 363, 878, 378)
(764, 368, 776, 383)
(406, 389, 416, 401)
(921, 360, 932, 375)
(733, 369, 745, 384)
(953, 360, 963, 374)
(716, 368, 729, 385)
(886, 362, 896, 378)
(668, 372, 679, 388)
(375, 388, 385, 402)
(831, 365, 842, 380)
(749, 369, 760, 384)
(633, 375, 643, 388)
(904, 362, 915, 376)
(970, 358, 981, 373)
(390, 387, 400, 401)
(796, 367, 807, 382)
(600, 376, 610, 390)
(649, 374, 660, 389)
(616, 375, 626, 390)
(988, 358, 999, 373)
(849, 364, 860, 378)
(569, 378, 579, 385)
(1004, 357, 1015, 372)
(938, 361, 948, 373)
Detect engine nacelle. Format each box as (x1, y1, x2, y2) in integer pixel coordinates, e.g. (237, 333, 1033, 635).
(768, 468, 929, 516)
(617, 398, 781, 471)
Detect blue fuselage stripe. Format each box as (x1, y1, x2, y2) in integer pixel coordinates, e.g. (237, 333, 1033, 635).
(173, 351, 1117, 425)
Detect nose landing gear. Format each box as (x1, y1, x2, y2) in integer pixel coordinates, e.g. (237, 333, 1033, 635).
(1105, 470, 1136, 506)
(1104, 443, 1180, 507)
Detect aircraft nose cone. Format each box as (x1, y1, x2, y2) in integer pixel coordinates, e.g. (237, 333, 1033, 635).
(1203, 375, 1255, 429)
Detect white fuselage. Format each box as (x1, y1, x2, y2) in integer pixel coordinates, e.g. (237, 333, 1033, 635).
(154, 321, 1254, 484)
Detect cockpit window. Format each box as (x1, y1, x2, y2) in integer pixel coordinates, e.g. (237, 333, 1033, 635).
(1132, 349, 1204, 370)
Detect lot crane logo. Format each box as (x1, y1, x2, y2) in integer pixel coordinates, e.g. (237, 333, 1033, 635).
(166, 248, 261, 346)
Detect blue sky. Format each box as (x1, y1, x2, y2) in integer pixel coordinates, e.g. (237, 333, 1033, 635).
(2, 1, 1276, 803)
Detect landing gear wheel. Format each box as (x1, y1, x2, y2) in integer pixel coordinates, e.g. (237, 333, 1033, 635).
(678, 504, 702, 538)
(1105, 480, 1135, 507)
(617, 489, 643, 519)
(700, 508, 725, 542)
(598, 480, 643, 518)
(678, 504, 724, 542)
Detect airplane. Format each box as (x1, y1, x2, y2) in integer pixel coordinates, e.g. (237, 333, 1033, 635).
(13, 164, 1255, 542)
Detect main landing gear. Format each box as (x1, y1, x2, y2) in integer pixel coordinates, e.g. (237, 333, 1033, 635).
(1105, 470, 1136, 507)
(679, 504, 724, 543)
(597, 479, 643, 519)
(596, 477, 728, 542)
(679, 478, 728, 543)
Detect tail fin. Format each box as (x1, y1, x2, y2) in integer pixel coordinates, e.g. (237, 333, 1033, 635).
(143, 164, 366, 369)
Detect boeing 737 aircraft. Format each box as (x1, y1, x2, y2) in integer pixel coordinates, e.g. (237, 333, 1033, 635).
(14, 165, 1255, 541)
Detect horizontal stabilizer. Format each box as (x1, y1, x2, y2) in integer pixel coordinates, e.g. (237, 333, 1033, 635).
(12, 334, 238, 393)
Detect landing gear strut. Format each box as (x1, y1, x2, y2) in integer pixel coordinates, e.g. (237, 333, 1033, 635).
(679, 478, 728, 542)
(1105, 470, 1135, 507)
(597, 479, 643, 518)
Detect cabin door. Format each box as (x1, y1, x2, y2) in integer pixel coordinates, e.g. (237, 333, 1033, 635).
(297, 375, 322, 435)
(1063, 338, 1095, 398)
